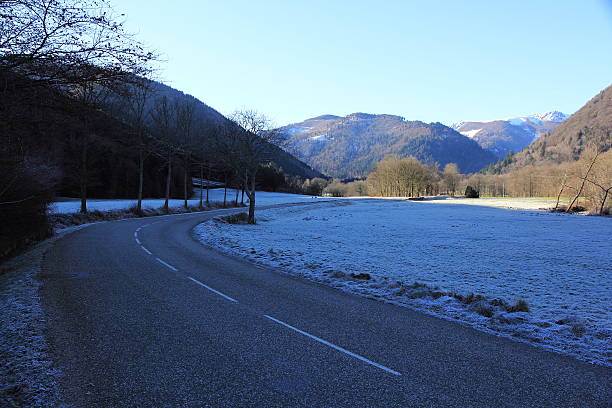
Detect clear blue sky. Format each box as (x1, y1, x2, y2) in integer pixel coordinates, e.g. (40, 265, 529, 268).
(111, 0, 612, 126)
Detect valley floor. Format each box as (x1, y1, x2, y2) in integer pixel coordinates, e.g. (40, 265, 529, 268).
(196, 198, 612, 366)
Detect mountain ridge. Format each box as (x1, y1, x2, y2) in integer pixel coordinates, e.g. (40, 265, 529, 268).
(450, 111, 569, 158)
(502, 85, 611, 170)
(278, 113, 497, 178)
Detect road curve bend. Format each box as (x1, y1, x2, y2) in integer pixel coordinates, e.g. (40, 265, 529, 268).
(40, 204, 611, 407)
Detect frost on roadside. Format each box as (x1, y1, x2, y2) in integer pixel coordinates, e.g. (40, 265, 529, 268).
(0, 252, 65, 406)
(195, 200, 612, 367)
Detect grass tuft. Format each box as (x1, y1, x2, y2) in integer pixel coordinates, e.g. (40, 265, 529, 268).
(219, 212, 249, 224)
(505, 299, 530, 313)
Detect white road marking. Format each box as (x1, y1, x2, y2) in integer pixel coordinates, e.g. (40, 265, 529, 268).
(135, 237, 141, 245)
(141, 246, 152, 255)
(187, 276, 238, 303)
(155, 258, 178, 272)
(263, 314, 401, 376)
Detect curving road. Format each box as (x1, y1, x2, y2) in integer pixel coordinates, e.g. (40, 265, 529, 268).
(40, 203, 611, 407)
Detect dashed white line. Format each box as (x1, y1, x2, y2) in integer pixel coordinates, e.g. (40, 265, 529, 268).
(263, 314, 401, 376)
(187, 276, 238, 303)
(141, 246, 152, 255)
(155, 257, 178, 272)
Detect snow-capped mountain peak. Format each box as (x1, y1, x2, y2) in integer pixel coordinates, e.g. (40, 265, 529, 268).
(449, 110, 570, 159)
(529, 111, 569, 123)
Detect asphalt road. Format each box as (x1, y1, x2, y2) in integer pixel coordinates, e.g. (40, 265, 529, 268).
(40, 204, 611, 407)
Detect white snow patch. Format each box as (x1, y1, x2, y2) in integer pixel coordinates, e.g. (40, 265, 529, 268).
(459, 129, 482, 138)
(285, 126, 312, 134)
(196, 199, 611, 366)
(451, 111, 568, 128)
(531, 111, 569, 123)
(308, 134, 328, 141)
(525, 117, 542, 125)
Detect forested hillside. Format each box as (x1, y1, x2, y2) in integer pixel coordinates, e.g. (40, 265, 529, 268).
(487, 85, 611, 173)
(511, 86, 611, 166)
(278, 113, 497, 178)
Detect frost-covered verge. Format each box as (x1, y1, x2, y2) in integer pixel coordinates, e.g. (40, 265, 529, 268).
(50, 201, 244, 231)
(195, 200, 612, 366)
(0, 232, 74, 407)
(50, 189, 318, 214)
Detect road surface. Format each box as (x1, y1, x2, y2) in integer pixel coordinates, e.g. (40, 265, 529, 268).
(40, 204, 611, 407)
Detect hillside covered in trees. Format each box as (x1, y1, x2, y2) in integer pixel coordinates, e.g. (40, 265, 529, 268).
(277, 113, 497, 178)
(486, 85, 611, 174)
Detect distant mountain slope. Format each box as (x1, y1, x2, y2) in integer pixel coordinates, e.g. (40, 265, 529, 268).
(496, 86, 611, 171)
(147, 80, 227, 124)
(277, 113, 497, 178)
(144, 80, 322, 179)
(450, 111, 568, 159)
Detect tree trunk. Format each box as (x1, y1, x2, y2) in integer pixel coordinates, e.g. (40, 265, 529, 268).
(242, 169, 246, 204)
(164, 153, 171, 213)
(599, 189, 610, 215)
(137, 148, 144, 215)
(206, 164, 210, 205)
(247, 175, 256, 224)
(554, 173, 568, 211)
(199, 164, 203, 209)
(234, 186, 239, 206)
(79, 135, 88, 214)
(183, 154, 189, 209)
(223, 174, 227, 207)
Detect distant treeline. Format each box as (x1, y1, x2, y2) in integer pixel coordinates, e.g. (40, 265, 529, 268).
(303, 151, 611, 215)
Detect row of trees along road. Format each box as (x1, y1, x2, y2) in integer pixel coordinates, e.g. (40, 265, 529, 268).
(1, 0, 156, 257)
(1, 0, 275, 258)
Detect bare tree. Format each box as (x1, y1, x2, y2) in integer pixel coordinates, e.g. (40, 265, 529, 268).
(443, 163, 459, 196)
(553, 172, 572, 211)
(118, 77, 157, 214)
(566, 149, 600, 212)
(192, 122, 217, 208)
(366, 156, 438, 197)
(577, 149, 612, 215)
(150, 96, 177, 213)
(0, 0, 155, 88)
(69, 75, 122, 213)
(225, 110, 275, 224)
(174, 99, 197, 208)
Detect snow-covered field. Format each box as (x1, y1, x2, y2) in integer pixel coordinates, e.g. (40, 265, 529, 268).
(196, 199, 612, 365)
(420, 196, 560, 211)
(49, 189, 319, 214)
